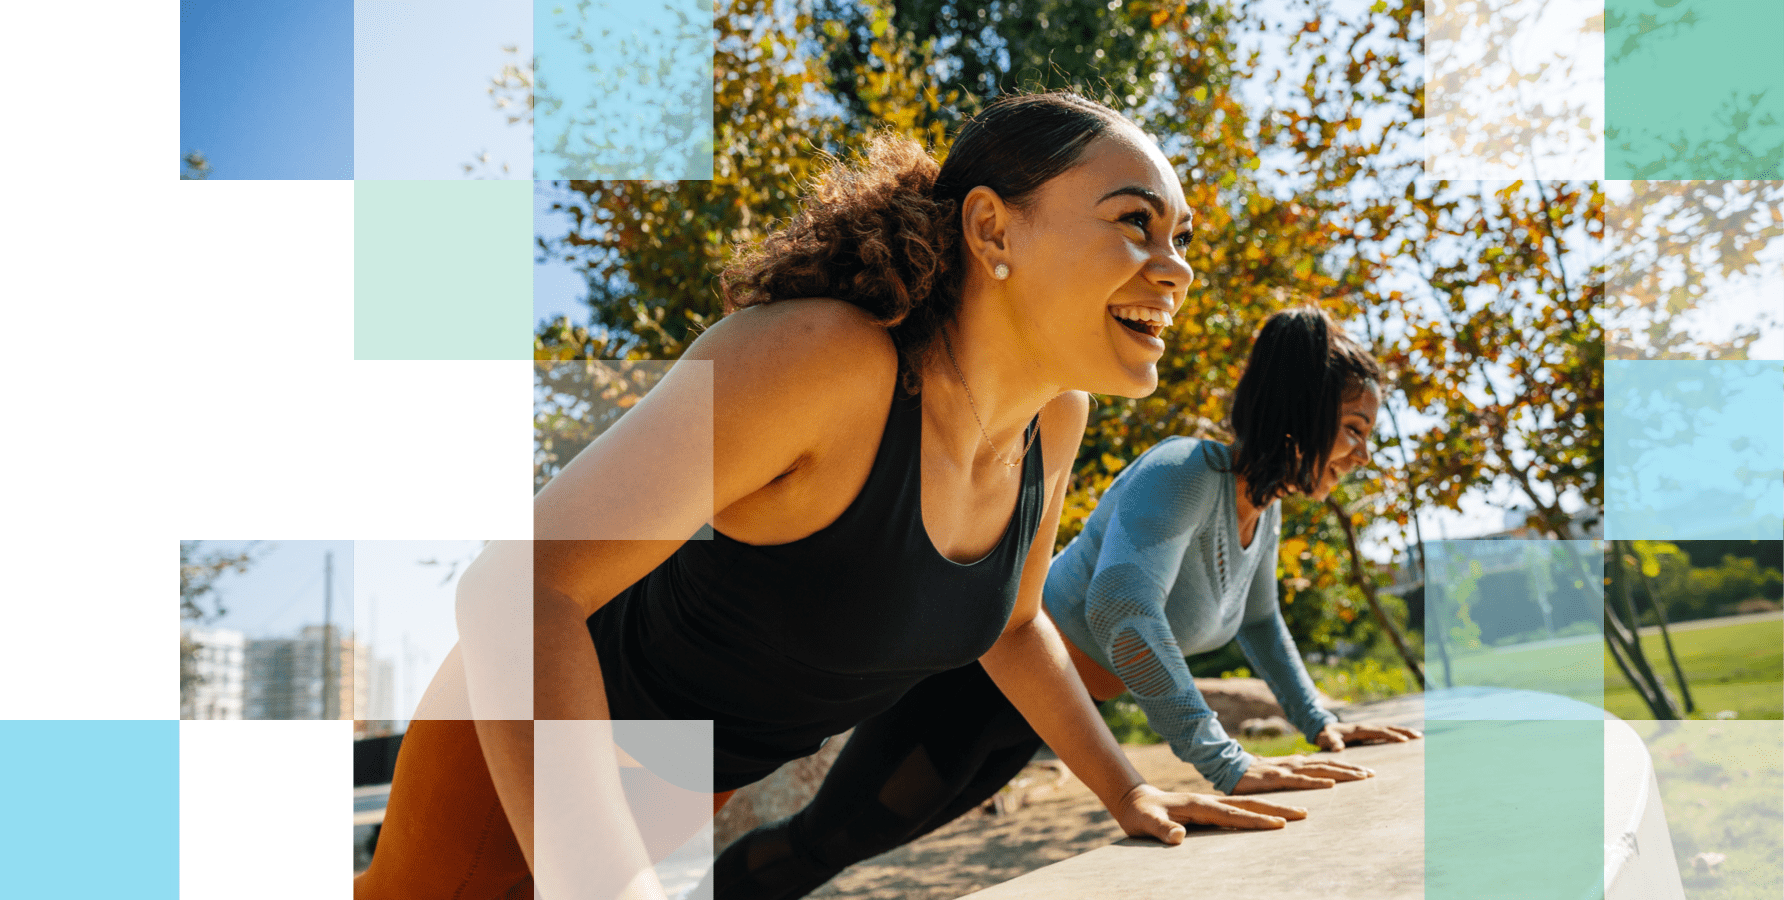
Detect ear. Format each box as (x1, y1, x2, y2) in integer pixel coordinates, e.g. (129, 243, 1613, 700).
(959, 184, 1012, 279)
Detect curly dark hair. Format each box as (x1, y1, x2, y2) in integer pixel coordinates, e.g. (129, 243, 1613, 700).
(721, 91, 1134, 393)
(1225, 306, 1384, 508)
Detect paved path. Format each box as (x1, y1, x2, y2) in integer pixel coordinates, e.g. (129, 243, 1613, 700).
(1637, 608, 1781, 636)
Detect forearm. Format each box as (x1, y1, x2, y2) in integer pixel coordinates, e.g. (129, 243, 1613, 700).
(456, 538, 658, 896)
(1237, 616, 1337, 740)
(1158, 712, 1254, 794)
(526, 589, 663, 898)
(980, 615, 1144, 811)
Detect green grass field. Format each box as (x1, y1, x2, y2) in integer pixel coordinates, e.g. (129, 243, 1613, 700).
(1440, 637, 1606, 703)
(1629, 720, 1783, 900)
(1604, 619, 1782, 721)
(1434, 617, 1782, 720)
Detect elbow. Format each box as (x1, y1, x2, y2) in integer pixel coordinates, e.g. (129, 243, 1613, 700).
(454, 540, 532, 641)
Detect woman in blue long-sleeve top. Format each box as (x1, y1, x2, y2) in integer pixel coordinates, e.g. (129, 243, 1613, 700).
(710, 306, 1422, 899)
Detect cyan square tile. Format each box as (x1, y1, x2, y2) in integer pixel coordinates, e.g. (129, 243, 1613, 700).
(0, 721, 178, 896)
(1605, 360, 1784, 540)
(355, 180, 533, 360)
(534, 0, 715, 179)
(1607, 0, 1784, 179)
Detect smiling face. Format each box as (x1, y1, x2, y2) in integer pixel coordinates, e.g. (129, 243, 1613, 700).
(1308, 384, 1381, 501)
(982, 127, 1194, 397)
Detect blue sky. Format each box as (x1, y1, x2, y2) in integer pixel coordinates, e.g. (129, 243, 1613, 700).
(180, 1, 354, 179)
(181, 0, 532, 180)
(535, 180, 588, 326)
(187, 540, 355, 640)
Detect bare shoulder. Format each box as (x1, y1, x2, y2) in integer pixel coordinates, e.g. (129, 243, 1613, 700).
(682, 298, 898, 471)
(687, 299, 894, 380)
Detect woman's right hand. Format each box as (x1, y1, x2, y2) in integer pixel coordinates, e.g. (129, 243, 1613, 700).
(1230, 754, 1375, 794)
(1114, 783, 1308, 843)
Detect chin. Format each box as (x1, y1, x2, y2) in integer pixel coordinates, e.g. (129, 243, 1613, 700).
(1100, 366, 1159, 399)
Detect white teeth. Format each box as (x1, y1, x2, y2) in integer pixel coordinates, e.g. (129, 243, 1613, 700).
(1111, 306, 1173, 327)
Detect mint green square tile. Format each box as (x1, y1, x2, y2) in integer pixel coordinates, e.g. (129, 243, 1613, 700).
(1607, 0, 1784, 179)
(1426, 719, 1604, 899)
(355, 181, 532, 360)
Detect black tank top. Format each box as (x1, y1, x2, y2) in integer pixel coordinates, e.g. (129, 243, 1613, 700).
(587, 380, 1046, 791)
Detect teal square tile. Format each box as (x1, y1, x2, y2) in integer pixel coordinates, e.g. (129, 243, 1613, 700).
(1607, 0, 1784, 179)
(1426, 719, 1604, 900)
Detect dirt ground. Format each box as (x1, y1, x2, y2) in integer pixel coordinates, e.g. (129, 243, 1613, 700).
(807, 744, 1218, 900)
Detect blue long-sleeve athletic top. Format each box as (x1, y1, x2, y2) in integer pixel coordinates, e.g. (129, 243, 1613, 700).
(1044, 438, 1337, 794)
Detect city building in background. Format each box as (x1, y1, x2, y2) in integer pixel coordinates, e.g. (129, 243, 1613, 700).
(355, 656, 400, 740)
(244, 625, 359, 720)
(181, 626, 245, 720)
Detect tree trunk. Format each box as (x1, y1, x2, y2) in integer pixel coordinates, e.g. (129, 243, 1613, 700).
(1326, 497, 1426, 689)
(1633, 554, 1694, 714)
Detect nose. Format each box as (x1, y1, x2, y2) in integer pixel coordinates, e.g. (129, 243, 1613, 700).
(1348, 438, 1371, 470)
(1147, 250, 1194, 310)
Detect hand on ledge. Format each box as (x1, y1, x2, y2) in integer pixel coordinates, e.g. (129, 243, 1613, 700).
(1115, 783, 1308, 843)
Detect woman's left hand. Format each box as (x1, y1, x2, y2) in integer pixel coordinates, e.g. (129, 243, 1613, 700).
(1315, 721, 1423, 752)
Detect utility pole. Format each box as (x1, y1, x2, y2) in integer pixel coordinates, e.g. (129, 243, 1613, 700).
(322, 550, 335, 720)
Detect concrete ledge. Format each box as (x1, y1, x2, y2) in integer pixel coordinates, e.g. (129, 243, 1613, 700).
(955, 738, 1424, 899)
(953, 696, 1428, 899)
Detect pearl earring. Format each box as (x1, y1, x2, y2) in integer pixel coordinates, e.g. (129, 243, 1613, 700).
(993, 263, 1010, 280)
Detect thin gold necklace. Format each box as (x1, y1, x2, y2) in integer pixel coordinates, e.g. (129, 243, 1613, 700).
(940, 330, 1040, 471)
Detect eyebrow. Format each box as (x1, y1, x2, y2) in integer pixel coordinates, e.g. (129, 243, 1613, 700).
(1098, 186, 1193, 225)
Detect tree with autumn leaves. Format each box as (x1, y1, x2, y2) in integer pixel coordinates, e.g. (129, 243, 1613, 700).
(530, 0, 1780, 691)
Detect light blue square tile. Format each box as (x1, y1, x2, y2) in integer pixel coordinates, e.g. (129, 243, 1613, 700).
(0, 721, 178, 896)
(534, 0, 715, 179)
(1605, 360, 1784, 540)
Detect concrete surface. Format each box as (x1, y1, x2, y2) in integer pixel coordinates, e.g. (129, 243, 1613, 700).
(957, 698, 1427, 899)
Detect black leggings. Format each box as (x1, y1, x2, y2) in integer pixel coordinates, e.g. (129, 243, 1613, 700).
(702, 662, 1103, 899)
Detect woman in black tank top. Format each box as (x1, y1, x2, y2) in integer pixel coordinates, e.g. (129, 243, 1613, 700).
(358, 92, 1306, 900)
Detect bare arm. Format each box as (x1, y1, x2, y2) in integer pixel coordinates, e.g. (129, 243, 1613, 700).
(456, 301, 900, 895)
(979, 393, 1304, 840)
